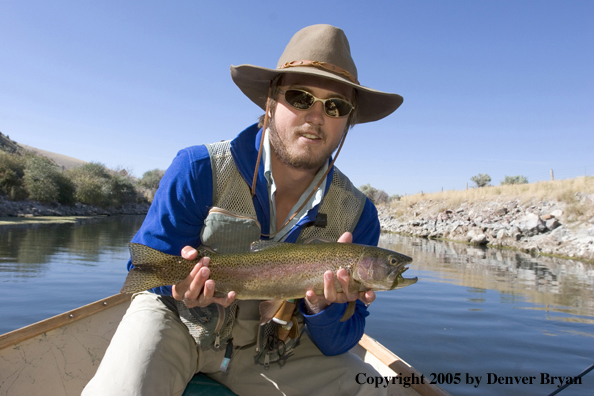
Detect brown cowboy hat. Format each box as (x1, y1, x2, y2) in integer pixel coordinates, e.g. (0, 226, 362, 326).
(230, 24, 403, 124)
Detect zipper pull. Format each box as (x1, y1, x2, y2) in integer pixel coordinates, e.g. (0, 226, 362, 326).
(219, 339, 233, 372)
(264, 353, 270, 370)
(214, 334, 221, 349)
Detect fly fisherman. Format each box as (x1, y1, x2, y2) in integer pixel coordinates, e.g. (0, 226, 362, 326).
(83, 24, 403, 396)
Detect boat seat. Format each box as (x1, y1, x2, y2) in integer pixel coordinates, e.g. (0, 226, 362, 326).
(182, 373, 238, 396)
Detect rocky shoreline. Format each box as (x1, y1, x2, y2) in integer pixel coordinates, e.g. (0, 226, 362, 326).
(0, 195, 150, 219)
(378, 193, 594, 263)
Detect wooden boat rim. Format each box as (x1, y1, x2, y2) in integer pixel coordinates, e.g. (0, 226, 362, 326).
(0, 293, 131, 350)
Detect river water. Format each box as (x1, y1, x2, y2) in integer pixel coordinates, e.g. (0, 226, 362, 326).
(1, 216, 593, 395)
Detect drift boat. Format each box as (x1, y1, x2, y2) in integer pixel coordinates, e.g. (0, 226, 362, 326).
(0, 295, 450, 396)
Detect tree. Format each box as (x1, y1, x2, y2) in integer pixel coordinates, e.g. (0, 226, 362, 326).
(359, 183, 389, 205)
(501, 175, 528, 185)
(470, 173, 491, 188)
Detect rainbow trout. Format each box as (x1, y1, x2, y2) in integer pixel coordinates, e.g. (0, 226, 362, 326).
(120, 240, 417, 299)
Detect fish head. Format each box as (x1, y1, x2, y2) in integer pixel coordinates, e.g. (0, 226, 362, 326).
(355, 247, 418, 291)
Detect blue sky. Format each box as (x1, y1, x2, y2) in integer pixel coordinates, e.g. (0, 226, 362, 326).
(1, 1, 592, 196)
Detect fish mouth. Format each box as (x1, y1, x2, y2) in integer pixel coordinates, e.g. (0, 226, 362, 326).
(390, 267, 418, 290)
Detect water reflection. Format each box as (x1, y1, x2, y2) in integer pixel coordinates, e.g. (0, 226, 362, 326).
(379, 233, 594, 324)
(0, 216, 145, 276)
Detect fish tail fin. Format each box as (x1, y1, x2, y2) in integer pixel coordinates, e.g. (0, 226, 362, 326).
(120, 265, 170, 293)
(122, 243, 193, 294)
(128, 242, 180, 266)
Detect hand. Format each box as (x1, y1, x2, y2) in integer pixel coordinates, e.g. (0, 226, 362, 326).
(304, 232, 376, 315)
(171, 246, 236, 308)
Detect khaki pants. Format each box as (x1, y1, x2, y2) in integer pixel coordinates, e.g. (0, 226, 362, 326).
(82, 292, 387, 396)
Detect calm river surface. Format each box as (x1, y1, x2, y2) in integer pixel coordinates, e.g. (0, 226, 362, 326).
(1, 216, 593, 395)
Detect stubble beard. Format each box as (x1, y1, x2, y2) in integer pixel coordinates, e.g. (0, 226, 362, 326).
(268, 118, 341, 171)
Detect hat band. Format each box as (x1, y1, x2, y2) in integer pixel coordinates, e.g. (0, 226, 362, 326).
(279, 60, 360, 85)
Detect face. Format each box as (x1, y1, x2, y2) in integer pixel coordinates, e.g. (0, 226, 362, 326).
(269, 74, 354, 171)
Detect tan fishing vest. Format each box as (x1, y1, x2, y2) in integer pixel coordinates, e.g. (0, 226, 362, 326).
(177, 139, 368, 363)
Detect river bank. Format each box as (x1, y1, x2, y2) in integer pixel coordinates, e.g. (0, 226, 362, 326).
(0, 195, 149, 225)
(378, 188, 594, 263)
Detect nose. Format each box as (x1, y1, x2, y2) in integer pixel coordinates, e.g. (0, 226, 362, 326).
(304, 100, 325, 125)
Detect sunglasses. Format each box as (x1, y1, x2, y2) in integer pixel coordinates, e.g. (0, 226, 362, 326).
(279, 89, 355, 118)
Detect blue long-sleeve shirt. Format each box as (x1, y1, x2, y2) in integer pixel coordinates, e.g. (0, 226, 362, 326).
(127, 123, 380, 355)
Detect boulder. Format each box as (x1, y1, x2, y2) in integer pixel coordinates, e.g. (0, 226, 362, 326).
(470, 234, 488, 245)
(495, 207, 507, 216)
(518, 213, 546, 235)
(546, 218, 560, 231)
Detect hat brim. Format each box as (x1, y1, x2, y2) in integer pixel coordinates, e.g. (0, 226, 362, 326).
(230, 64, 403, 124)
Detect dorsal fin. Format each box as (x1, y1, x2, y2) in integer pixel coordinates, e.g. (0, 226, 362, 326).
(250, 240, 288, 252)
(197, 245, 219, 255)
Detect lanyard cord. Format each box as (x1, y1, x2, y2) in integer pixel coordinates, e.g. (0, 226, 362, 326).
(260, 129, 348, 238)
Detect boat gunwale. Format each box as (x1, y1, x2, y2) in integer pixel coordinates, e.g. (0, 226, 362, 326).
(0, 293, 131, 350)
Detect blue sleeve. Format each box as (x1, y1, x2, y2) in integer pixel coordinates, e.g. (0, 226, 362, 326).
(301, 198, 380, 355)
(126, 145, 213, 295)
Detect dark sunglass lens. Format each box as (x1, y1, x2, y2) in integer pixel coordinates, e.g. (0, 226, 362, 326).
(326, 99, 352, 117)
(285, 90, 314, 110)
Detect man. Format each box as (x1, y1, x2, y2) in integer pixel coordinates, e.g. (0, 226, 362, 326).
(83, 24, 403, 396)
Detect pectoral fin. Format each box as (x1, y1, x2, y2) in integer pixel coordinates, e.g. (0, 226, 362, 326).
(340, 301, 356, 322)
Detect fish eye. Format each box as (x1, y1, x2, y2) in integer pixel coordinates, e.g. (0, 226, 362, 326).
(390, 258, 398, 265)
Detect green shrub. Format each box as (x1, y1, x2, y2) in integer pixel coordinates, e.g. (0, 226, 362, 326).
(471, 173, 491, 188)
(23, 156, 75, 204)
(501, 175, 528, 185)
(138, 169, 165, 202)
(66, 162, 110, 206)
(107, 173, 139, 206)
(67, 162, 140, 207)
(0, 151, 27, 200)
(359, 183, 389, 205)
(139, 169, 165, 190)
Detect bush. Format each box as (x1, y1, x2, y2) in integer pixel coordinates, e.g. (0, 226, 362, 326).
(359, 183, 389, 205)
(67, 162, 141, 207)
(138, 169, 165, 202)
(389, 194, 402, 202)
(501, 175, 528, 185)
(139, 169, 165, 190)
(107, 173, 139, 206)
(67, 162, 111, 206)
(0, 151, 27, 200)
(23, 156, 75, 204)
(471, 173, 491, 188)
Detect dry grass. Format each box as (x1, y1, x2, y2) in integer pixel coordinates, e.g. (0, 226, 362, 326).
(388, 176, 594, 219)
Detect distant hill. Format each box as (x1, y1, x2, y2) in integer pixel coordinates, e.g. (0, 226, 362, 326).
(18, 144, 88, 170)
(0, 131, 87, 170)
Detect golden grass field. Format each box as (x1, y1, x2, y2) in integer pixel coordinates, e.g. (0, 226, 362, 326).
(388, 176, 594, 221)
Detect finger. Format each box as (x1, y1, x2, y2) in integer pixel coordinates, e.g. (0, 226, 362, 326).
(172, 258, 206, 300)
(323, 270, 337, 303)
(181, 246, 198, 260)
(336, 268, 357, 301)
(213, 291, 236, 308)
(193, 274, 213, 304)
(359, 290, 376, 305)
(185, 259, 211, 300)
(337, 232, 352, 244)
(305, 290, 319, 305)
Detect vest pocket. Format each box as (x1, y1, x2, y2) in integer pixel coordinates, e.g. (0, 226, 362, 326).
(200, 207, 261, 254)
